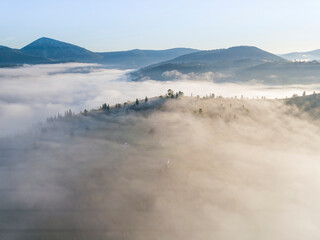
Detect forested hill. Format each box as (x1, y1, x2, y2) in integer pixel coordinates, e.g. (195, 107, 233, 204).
(2, 91, 320, 239)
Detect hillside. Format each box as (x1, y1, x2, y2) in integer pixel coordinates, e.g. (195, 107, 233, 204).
(286, 92, 320, 117)
(238, 61, 320, 84)
(96, 48, 199, 69)
(170, 46, 283, 63)
(0, 45, 52, 65)
(281, 49, 320, 61)
(130, 46, 320, 84)
(2, 92, 320, 239)
(20, 37, 102, 62)
(130, 46, 285, 81)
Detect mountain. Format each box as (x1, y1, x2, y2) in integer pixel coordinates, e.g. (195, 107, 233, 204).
(0, 45, 52, 65)
(96, 48, 199, 69)
(131, 46, 285, 81)
(20, 37, 102, 62)
(285, 92, 320, 119)
(20, 37, 199, 67)
(0, 37, 199, 68)
(169, 46, 283, 64)
(237, 60, 320, 84)
(281, 49, 320, 61)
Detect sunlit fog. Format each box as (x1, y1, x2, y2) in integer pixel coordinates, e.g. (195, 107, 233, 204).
(1, 63, 319, 136)
(2, 94, 320, 239)
(2, 1, 320, 239)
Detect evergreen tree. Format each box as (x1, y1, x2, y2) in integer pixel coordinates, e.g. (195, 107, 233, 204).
(136, 98, 140, 105)
(145, 96, 148, 103)
(167, 89, 174, 97)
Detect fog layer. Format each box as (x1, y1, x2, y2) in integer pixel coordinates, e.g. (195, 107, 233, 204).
(1, 95, 320, 239)
(1, 63, 320, 136)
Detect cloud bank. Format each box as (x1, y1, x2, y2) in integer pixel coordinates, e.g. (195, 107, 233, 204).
(1, 63, 320, 136)
(1, 96, 320, 239)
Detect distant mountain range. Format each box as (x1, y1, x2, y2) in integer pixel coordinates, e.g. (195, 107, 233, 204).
(131, 46, 320, 84)
(280, 50, 320, 61)
(131, 46, 285, 81)
(169, 46, 283, 63)
(0, 37, 199, 68)
(0, 45, 51, 65)
(3, 37, 320, 84)
(97, 48, 199, 69)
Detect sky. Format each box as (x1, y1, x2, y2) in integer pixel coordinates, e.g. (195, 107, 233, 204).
(1, 0, 320, 54)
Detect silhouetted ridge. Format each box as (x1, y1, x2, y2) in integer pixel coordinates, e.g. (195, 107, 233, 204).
(0, 45, 52, 65)
(21, 37, 102, 62)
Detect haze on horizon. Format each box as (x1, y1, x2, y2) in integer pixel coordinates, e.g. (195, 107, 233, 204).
(2, 0, 320, 54)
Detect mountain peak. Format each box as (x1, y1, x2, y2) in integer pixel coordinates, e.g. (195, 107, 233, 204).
(20, 37, 101, 62)
(228, 45, 257, 49)
(170, 45, 284, 63)
(23, 37, 75, 48)
(38, 37, 53, 41)
(36, 37, 54, 41)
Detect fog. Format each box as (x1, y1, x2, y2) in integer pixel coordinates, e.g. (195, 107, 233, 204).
(1, 94, 320, 239)
(1, 63, 320, 136)
(2, 63, 320, 239)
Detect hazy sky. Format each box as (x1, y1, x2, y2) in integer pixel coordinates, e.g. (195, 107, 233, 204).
(1, 0, 320, 53)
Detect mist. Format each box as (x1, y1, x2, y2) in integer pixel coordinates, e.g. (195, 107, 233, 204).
(1, 91, 320, 239)
(1, 63, 320, 136)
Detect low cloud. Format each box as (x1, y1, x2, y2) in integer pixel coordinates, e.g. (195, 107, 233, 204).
(1, 63, 320, 136)
(2, 96, 320, 239)
(162, 70, 230, 80)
